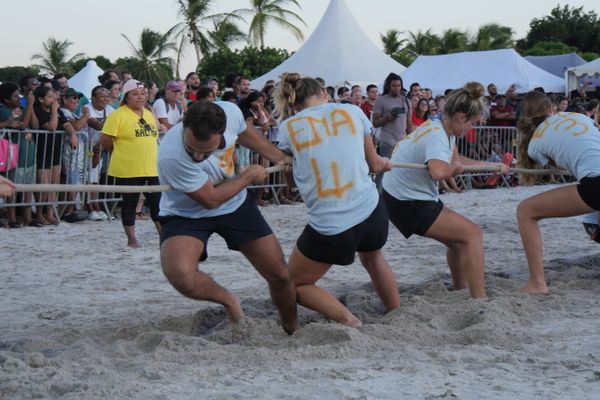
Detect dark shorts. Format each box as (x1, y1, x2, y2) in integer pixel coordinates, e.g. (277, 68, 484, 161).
(577, 176, 600, 210)
(383, 190, 444, 239)
(297, 195, 389, 266)
(158, 192, 272, 261)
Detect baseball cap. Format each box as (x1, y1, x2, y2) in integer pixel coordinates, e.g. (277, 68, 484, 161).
(122, 79, 144, 95)
(166, 80, 184, 92)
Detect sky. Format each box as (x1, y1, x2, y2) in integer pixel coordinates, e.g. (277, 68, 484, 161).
(2, 0, 599, 77)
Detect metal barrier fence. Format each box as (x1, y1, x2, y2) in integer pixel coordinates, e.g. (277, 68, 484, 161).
(0, 128, 291, 220)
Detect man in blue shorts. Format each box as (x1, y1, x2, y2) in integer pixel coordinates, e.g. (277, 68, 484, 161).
(158, 100, 299, 334)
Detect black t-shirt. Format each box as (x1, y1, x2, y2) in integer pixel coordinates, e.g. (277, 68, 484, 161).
(34, 105, 68, 130)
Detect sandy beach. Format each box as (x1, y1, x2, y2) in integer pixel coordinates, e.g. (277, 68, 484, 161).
(1, 184, 600, 400)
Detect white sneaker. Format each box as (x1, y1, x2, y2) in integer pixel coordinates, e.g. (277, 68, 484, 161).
(87, 211, 103, 221)
(97, 211, 109, 221)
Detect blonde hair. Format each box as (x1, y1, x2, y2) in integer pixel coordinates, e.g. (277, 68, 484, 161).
(443, 82, 486, 120)
(516, 91, 552, 185)
(273, 72, 322, 121)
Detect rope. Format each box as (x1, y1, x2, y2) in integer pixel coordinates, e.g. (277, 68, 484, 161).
(392, 162, 569, 175)
(14, 165, 288, 193)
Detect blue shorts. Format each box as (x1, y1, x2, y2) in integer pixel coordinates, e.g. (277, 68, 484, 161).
(158, 192, 273, 261)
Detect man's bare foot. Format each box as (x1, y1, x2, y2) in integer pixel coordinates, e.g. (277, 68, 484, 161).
(520, 281, 549, 295)
(127, 240, 141, 248)
(224, 297, 244, 323)
(339, 315, 362, 328)
(282, 321, 301, 335)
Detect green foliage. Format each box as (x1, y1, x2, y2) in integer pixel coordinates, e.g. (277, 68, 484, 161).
(120, 28, 177, 85)
(522, 5, 600, 54)
(31, 37, 85, 75)
(521, 41, 577, 56)
(0, 66, 40, 84)
(241, 0, 306, 48)
(197, 46, 289, 83)
(70, 56, 114, 73)
(579, 52, 600, 62)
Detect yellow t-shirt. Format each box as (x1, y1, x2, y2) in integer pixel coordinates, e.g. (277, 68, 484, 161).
(102, 106, 159, 178)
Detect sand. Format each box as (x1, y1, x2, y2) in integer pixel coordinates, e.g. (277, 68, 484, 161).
(1, 184, 600, 400)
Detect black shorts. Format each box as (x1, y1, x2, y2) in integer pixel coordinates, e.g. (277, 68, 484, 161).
(383, 190, 443, 238)
(158, 192, 272, 261)
(577, 176, 600, 210)
(297, 195, 389, 266)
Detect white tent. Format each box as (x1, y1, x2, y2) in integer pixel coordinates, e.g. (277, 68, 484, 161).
(68, 60, 104, 99)
(400, 49, 565, 95)
(250, 0, 405, 89)
(565, 57, 600, 95)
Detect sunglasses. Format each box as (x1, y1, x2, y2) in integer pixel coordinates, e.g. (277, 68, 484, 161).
(139, 117, 153, 132)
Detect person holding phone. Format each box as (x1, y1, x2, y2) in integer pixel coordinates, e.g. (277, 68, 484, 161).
(372, 73, 413, 189)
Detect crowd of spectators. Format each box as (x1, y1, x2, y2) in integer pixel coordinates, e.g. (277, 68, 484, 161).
(1, 68, 599, 229)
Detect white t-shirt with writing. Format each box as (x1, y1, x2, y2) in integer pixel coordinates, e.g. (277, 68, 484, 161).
(158, 101, 247, 218)
(528, 112, 600, 180)
(278, 102, 378, 235)
(383, 119, 455, 201)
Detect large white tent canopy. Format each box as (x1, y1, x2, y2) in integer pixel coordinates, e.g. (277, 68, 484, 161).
(68, 60, 104, 99)
(400, 49, 565, 95)
(565, 57, 600, 95)
(250, 0, 405, 89)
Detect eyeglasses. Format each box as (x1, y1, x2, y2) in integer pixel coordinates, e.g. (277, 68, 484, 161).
(93, 89, 109, 96)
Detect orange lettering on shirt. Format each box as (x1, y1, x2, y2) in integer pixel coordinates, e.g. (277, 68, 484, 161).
(329, 109, 356, 137)
(217, 145, 235, 176)
(311, 158, 353, 199)
(287, 117, 323, 151)
(532, 119, 552, 139)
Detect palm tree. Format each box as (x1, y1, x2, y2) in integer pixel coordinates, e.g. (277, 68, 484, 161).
(404, 29, 441, 57)
(439, 29, 469, 54)
(119, 28, 177, 84)
(209, 19, 247, 51)
(470, 23, 514, 51)
(241, 0, 306, 48)
(31, 37, 85, 75)
(169, 0, 243, 71)
(380, 29, 405, 56)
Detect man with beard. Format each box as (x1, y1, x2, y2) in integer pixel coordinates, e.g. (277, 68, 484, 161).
(185, 72, 201, 103)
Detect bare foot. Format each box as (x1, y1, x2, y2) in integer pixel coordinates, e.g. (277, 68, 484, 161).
(520, 281, 549, 295)
(339, 315, 363, 328)
(282, 321, 301, 335)
(224, 297, 244, 323)
(127, 240, 141, 248)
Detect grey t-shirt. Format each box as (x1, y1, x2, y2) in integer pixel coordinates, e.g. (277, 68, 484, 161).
(373, 94, 410, 146)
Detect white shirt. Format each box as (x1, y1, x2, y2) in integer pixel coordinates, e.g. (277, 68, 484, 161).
(278, 102, 378, 235)
(84, 103, 114, 147)
(153, 98, 183, 127)
(528, 112, 600, 180)
(158, 101, 248, 218)
(383, 119, 455, 201)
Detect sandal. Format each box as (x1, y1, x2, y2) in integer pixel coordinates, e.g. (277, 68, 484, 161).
(7, 221, 21, 229)
(28, 220, 44, 228)
(136, 211, 149, 220)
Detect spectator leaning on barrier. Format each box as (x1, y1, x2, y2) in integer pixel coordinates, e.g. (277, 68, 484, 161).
(99, 79, 161, 248)
(84, 86, 114, 221)
(59, 88, 90, 223)
(0, 82, 36, 228)
(360, 84, 378, 121)
(31, 86, 79, 225)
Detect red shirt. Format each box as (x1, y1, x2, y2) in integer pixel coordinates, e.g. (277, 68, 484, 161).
(490, 104, 515, 126)
(361, 101, 374, 120)
(411, 111, 426, 127)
